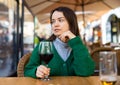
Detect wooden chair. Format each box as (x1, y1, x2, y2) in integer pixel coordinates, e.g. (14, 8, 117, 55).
(89, 42, 101, 52)
(17, 52, 31, 77)
(90, 47, 114, 76)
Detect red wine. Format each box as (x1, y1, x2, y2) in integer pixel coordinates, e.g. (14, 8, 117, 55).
(39, 54, 53, 64)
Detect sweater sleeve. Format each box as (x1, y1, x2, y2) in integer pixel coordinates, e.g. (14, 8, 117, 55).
(68, 36, 95, 76)
(24, 45, 40, 78)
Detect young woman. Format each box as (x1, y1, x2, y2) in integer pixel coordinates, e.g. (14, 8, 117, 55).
(24, 6, 95, 79)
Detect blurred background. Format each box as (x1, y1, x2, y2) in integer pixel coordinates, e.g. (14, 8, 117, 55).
(0, 0, 120, 77)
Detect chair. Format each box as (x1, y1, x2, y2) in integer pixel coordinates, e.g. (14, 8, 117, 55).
(90, 47, 114, 76)
(17, 52, 31, 77)
(89, 42, 101, 52)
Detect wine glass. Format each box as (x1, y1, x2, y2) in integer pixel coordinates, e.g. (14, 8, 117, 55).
(38, 41, 53, 81)
(99, 51, 118, 85)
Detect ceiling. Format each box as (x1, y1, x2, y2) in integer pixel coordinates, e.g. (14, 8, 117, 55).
(23, 0, 120, 24)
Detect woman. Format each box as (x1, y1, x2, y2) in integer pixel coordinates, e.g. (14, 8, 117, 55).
(24, 6, 95, 79)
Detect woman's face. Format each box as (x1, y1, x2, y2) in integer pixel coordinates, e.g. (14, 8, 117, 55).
(51, 11, 69, 37)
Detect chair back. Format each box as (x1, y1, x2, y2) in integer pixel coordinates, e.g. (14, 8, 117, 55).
(90, 47, 114, 75)
(17, 52, 31, 77)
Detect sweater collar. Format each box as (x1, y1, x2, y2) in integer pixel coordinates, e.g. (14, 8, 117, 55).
(55, 38, 69, 48)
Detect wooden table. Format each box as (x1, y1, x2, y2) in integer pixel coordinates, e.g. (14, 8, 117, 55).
(0, 76, 120, 85)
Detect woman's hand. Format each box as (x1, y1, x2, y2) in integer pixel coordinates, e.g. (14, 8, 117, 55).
(36, 65, 50, 78)
(59, 31, 76, 42)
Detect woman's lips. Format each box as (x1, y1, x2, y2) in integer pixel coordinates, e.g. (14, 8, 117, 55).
(54, 29, 60, 32)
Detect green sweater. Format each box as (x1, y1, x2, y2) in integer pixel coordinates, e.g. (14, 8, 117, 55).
(24, 36, 95, 78)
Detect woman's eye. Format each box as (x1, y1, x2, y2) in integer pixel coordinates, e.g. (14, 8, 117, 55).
(59, 19, 64, 22)
(51, 18, 65, 24)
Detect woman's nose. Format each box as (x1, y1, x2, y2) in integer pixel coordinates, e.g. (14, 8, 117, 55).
(54, 20, 59, 26)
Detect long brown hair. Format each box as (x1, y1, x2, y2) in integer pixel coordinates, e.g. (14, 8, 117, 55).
(48, 6, 80, 41)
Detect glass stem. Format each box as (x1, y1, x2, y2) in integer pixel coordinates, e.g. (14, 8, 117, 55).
(44, 64, 49, 78)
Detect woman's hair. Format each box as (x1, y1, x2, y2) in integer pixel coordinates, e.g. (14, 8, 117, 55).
(48, 6, 80, 41)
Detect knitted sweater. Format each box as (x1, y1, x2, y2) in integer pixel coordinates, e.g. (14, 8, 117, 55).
(24, 36, 95, 78)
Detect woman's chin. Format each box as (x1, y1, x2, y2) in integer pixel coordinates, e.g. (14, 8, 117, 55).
(54, 34, 61, 37)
